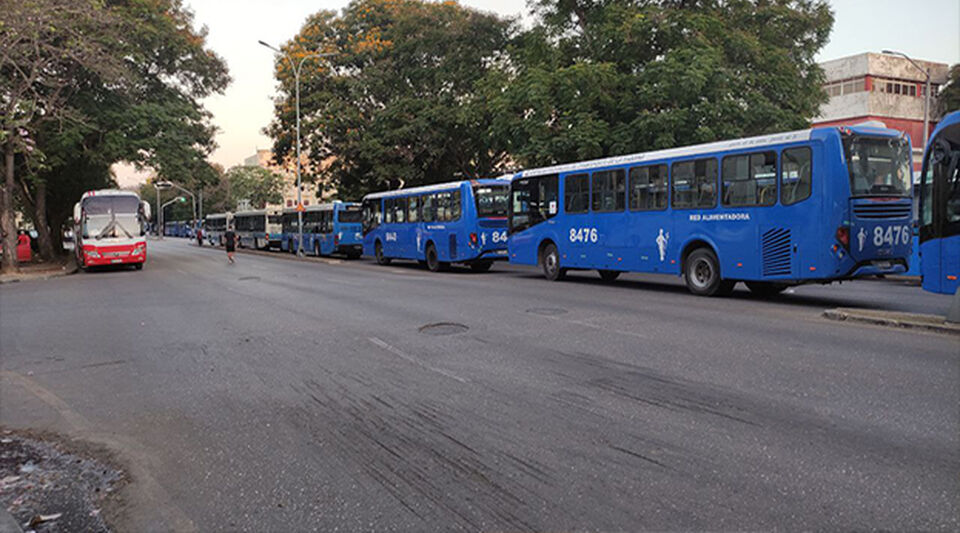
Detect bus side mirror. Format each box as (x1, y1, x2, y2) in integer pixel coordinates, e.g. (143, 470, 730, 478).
(73, 203, 81, 221)
(142, 201, 152, 221)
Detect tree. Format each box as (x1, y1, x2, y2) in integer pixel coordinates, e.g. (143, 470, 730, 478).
(224, 166, 283, 210)
(266, 0, 514, 199)
(937, 64, 960, 117)
(1, 0, 229, 268)
(485, 0, 834, 167)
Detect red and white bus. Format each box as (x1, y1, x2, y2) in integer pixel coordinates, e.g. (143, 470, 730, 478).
(73, 189, 151, 270)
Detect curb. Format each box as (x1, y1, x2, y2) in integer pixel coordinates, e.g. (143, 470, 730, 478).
(0, 262, 78, 285)
(823, 308, 960, 336)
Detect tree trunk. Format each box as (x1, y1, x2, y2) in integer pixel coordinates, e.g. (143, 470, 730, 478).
(49, 212, 66, 255)
(31, 179, 57, 260)
(1, 135, 18, 273)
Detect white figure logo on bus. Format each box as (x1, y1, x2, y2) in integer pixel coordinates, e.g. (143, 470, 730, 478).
(857, 227, 867, 252)
(481, 232, 487, 246)
(656, 228, 669, 262)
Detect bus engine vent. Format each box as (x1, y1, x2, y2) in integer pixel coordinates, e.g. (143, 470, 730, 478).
(852, 204, 912, 219)
(449, 234, 458, 259)
(761, 228, 792, 276)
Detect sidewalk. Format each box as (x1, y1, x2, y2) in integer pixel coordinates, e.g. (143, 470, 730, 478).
(823, 307, 960, 336)
(0, 257, 77, 285)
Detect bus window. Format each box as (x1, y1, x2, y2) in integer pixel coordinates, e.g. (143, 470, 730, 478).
(591, 169, 625, 212)
(408, 196, 420, 223)
(565, 173, 589, 213)
(450, 190, 461, 221)
(844, 136, 911, 196)
(781, 147, 812, 205)
(422, 194, 436, 222)
(629, 164, 667, 211)
(362, 199, 381, 233)
(474, 185, 508, 218)
(394, 198, 407, 223)
(722, 151, 776, 207)
(672, 158, 717, 209)
(510, 175, 558, 233)
(338, 205, 362, 223)
(384, 199, 394, 223)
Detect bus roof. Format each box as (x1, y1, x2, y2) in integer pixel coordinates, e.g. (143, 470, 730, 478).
(204, 213, 229, 220)
(513, 125, 904, 179)
(363, 178, 506, 200)
(80, 189, 140, 201)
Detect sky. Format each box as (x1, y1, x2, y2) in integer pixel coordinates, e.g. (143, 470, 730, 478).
(114, 0, 960, 187)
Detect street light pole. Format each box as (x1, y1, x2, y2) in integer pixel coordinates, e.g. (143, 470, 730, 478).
(160, 197, 185, 236)
(883, 50, 932, 148)
(259, 40, 335, 256)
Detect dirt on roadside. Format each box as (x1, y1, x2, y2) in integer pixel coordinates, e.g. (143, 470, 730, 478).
(0, 429, 125, 532)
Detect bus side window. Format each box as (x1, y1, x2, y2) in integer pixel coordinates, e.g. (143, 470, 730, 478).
(408, 196, 420, 223)
(385, 199, 394, 224)
(422, 194, 435, 222)
(630, 164, 667, 211)
(722, 153, 777, 207)
(781, 147, 812, 205)
(539, 175, 559, 218)
(672, 159, 717, 209)
(565, 173, 589, 214)
(451, 190, 461, 221)
(591, 169, 625, 212)
(395, 198, 407, 224)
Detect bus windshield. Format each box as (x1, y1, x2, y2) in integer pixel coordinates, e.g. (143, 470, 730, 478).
(338, 206, 363, 223)
(82, 196, 142, 239)
(845, 136, 912, 196)
(474, 185, 509, 218)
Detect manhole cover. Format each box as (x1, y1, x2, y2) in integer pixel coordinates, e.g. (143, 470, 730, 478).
(526, 308, 567, 316)
(419, 322, 469, 336)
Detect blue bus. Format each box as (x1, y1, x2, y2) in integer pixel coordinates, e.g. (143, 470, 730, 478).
(362, 179, 510, 272)
(164, 220, 191, 237)
(281, 201, 364, 258)
(234, 208, 282, 250)
(918, 110, 960, 296)
(508, 124, 914, 296)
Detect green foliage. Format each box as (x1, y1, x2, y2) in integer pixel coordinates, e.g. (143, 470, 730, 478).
(489, 0, 834, 167)
(267, 0, 514, 199)
(937, 64, 960, 117)
(224, 166, 284, 210)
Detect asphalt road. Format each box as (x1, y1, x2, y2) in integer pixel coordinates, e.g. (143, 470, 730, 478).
(1, 238, 957, 532)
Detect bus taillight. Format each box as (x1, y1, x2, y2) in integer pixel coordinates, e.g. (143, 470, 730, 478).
(835, 226, 850, 250)
(470, 233, 478, 245)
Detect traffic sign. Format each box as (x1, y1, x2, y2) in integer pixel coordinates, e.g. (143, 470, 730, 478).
(296, 203, 305, 212)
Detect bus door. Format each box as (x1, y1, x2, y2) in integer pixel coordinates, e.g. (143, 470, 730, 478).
(768, 147, 818, 279)
(627, 164, 670, 273)
(590, 169, 628, 269)
(920, 116, 960, 294)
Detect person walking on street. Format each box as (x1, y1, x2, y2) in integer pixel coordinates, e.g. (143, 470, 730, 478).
(196, 225, 203, 247)
(224, 225, 238, 263)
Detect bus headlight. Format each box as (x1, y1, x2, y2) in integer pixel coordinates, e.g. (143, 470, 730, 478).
(131, 246, 144, 256)
(85, 249, 100, 258)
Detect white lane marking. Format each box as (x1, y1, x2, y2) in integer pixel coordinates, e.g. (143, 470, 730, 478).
(1, 370, 198, 532)
(368, 337, 468, 383)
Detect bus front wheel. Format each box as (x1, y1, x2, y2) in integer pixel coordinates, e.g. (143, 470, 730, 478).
(684, 248, 734, 296)
(375, 241, 391, 265)
(541, 243, 566, 281)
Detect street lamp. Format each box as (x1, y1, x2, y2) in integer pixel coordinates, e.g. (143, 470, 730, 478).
(153, 181, 172, 239)
(259, 40, 335, 255)
(882, 50, 932, 148)
(160, 196, 186, 237)
(157, 181, 198, 233)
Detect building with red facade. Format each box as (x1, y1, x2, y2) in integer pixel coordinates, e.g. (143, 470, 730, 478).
(812, 52, 950, 172)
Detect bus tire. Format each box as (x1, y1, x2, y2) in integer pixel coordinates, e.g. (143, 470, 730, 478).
(134, 263, 143, 270)
(684, 248, 732, 296)
(425, 243, 445, 272)
(375, 240, 391, 265)
(541, 243, 566, 281)
(598, 270, 620, 282)
(470, 260, 493, 273)
(745, 281, 789, 297)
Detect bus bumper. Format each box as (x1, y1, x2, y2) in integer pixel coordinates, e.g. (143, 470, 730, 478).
(336, 244, 363, 255)
(845, 259, 908, 278)
(82, 244, 146, 266)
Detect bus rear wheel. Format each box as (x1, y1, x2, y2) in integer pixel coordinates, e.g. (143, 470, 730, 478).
(470, 260, 493, 273)
(375, 241, 391, 265)
(598, 270, 620, 282)
(684, 248, 734, 296)
(541, 243, 566, 281)
(425, 243, 447, 272)
(745, 281, 789, 297)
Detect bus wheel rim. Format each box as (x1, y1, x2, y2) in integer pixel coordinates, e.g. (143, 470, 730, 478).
(693, 259, 712, 287)
(545, 251, 557, 273)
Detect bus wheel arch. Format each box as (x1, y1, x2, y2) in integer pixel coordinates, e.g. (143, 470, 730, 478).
(425, 241, 447, 272)
(682, 242, 734, 296)
(374, 239, 391, 265)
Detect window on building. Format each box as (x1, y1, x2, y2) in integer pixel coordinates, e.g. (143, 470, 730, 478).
(629, 164, 668, 211)
(671, 158, 717, 209)
(591, 169, 625, 212)
(564, 173, 589, 213)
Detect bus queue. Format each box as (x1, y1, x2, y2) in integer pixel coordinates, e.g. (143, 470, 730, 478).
(174, 122, 928, 298)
